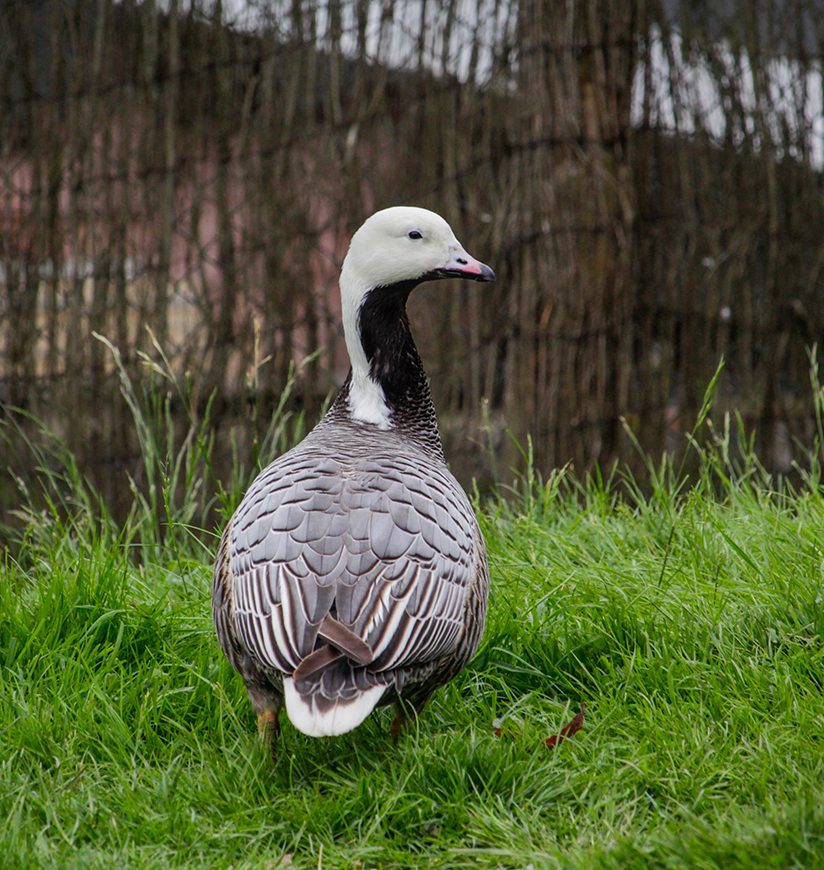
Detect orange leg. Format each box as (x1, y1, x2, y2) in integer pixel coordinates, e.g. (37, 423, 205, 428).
(389, 711, 405, 741)
(257, 708, 281, 759)
(389, 697, 430, 741)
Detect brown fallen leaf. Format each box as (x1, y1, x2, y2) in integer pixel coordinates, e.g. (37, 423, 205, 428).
(545, 702, 585, 748)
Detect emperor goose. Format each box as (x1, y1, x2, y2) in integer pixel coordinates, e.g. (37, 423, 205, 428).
(212, 206, 494, 742)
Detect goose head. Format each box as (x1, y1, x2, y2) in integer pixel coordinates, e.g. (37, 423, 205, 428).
(340, 206, 494, 296)
(339, 206, 494, 429)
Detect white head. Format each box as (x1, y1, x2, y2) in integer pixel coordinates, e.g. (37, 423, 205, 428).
(340, 206, 494, 296)
(339, 206, 494, 429)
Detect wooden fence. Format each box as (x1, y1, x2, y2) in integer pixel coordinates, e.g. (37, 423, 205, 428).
(1, 0, 822, 521)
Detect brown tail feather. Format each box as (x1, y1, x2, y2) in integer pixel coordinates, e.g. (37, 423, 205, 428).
(317, 614, 373, 665)
(293, 645, 344, 684)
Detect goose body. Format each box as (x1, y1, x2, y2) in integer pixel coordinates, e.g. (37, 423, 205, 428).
(212, 207, 493, 739)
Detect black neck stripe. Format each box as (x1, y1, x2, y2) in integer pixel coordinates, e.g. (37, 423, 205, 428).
(356, 280, 425, 406)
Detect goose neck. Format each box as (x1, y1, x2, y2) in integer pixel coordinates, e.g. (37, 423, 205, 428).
(338, 276, 443, 456)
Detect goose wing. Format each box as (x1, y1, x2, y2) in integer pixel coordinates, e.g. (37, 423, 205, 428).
(228, 447, 477, 677)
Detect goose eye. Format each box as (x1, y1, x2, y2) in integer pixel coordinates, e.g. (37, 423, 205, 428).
(407, 230, 423, 240)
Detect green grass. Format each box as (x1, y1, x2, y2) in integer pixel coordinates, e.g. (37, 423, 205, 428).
(1, 354, 823, 867)
(2, 461, 823, 868)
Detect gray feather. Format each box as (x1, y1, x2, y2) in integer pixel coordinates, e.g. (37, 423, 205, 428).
(227, 430, 479, 668)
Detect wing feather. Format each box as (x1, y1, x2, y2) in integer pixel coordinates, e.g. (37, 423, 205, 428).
(228, 443, 477, 680)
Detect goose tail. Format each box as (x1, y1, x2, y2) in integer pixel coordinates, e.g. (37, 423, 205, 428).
(283, 674, 387, 737)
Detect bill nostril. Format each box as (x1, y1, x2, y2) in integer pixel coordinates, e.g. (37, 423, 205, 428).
(457, 257, 467, 265)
